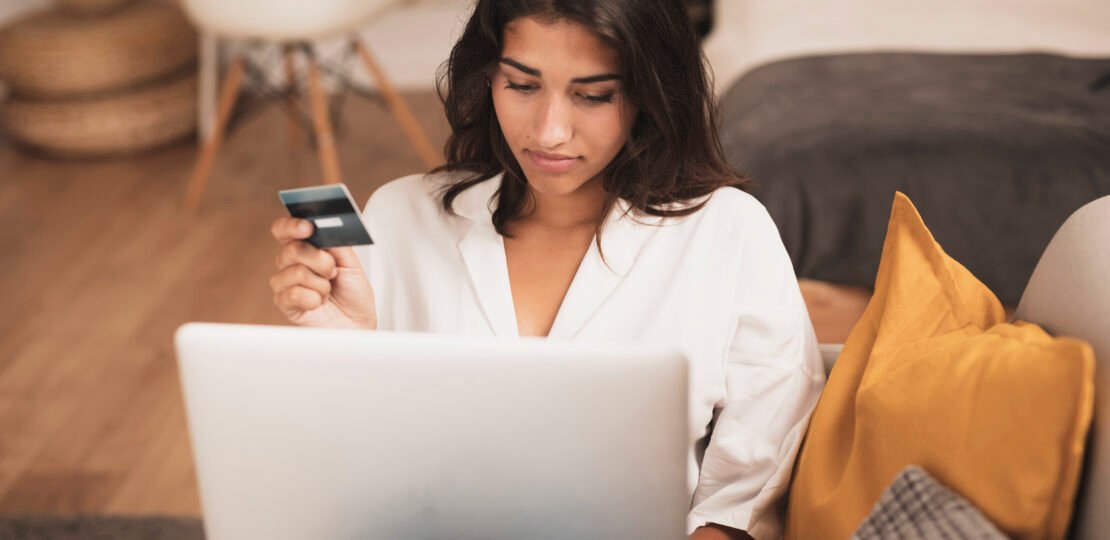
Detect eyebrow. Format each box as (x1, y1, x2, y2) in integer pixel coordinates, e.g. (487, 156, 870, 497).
(499, 57, 620, 84)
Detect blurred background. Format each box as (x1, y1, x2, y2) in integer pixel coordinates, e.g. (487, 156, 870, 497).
(0, 0, 1108, 536)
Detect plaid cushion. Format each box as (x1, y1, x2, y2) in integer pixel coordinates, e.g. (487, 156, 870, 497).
(852, 466, 1006, 540)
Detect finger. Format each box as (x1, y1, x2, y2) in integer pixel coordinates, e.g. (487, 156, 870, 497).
(271, 217, 314, 243)
(276, 241, 337, 278)
(325, 246, 364, 270)
(276, 285, 325, 313)
(269, 264, 332, 298)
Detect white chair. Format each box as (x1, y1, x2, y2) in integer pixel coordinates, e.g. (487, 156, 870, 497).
(1015, 195, 1110, 539)
(179, 0, 442, 208)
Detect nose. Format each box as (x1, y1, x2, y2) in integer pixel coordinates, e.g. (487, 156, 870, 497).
(534, 94, 573, 150)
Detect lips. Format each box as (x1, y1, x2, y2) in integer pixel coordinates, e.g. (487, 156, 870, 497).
(525, 149, 580, 174)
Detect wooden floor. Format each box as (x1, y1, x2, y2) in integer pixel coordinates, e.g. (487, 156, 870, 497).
(0, 93, 451, 516)
(0, 91, 867, 518)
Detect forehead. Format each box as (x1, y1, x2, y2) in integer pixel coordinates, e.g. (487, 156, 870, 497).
(501, 16, 621, 76)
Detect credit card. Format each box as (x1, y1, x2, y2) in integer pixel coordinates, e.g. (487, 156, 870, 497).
(278, 183, 373, 248)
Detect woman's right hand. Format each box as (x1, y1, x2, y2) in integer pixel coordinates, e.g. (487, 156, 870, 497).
(270, 217, 377, 330)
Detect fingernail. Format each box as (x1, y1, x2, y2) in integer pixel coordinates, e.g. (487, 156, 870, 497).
(299, 222, 312, 235)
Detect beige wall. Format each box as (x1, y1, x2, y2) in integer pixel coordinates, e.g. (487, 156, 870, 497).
(6, 1, 1110, 95)
(703, 0, 1110, 92)
(0, 0, 47, 24)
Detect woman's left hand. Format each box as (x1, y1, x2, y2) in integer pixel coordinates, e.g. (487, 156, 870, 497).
(690, 524, 754, 540)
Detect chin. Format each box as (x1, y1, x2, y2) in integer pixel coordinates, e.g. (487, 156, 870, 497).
(520, 163, 599, 195)
(524, 173, 591, 197)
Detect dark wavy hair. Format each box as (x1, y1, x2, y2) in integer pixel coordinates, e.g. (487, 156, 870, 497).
(432, 0, 749, 235)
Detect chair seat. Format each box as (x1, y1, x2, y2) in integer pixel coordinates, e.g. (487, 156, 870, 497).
(180, 0, 405, 41)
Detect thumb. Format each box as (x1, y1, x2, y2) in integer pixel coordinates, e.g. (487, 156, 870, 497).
(326, 246, 363, 270)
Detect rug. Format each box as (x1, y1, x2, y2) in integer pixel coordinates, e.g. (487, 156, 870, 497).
(0, 515, 204, 540)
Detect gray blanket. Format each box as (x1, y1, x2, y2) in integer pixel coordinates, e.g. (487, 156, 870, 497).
(720, 53, 1110, 304)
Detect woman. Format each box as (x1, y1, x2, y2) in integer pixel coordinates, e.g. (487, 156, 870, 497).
(269, 1, 825, 538)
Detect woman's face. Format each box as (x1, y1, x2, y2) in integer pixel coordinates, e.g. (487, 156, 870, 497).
(491, 16, 638, 198)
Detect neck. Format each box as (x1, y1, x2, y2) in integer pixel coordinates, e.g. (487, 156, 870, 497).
(521, 175, 608, 231)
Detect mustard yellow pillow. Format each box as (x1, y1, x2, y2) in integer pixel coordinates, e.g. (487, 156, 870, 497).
(785, 193, 1094, 540)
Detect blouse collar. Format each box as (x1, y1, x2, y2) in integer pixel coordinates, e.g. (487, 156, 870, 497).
(449, 172, 660, 339)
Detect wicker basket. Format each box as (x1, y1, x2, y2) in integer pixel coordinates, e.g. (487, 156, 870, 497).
(0, 2, 197, 98)
(54, 0, 138, 17)
(1, 70, 197, 157)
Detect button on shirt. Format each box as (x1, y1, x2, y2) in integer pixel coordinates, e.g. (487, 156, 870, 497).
(354, 172, 826, 539)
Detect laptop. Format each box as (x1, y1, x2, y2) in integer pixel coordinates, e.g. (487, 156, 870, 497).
(174, 323, 689, 540)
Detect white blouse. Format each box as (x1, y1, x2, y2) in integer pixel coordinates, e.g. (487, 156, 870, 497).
(354, 171, 826, 539)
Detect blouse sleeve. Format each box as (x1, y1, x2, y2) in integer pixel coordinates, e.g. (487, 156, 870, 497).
(355, 190, 392, 331)
(687, 207, 826, 539)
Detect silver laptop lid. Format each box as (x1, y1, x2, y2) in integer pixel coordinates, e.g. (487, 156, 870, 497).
(175, 323, 689, 540)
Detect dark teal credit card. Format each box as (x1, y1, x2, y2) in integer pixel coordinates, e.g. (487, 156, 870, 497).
(278, 183, 373, 248)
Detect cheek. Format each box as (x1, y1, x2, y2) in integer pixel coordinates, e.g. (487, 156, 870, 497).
(617, 102, 638, 140)
(491, 91, 527, 142)
(490, 92, 509, 134)
(587, 108, 633, 155)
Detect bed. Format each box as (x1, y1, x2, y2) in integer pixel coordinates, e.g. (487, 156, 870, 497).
(717, 51, 1110, 305)
(703, 0, 1110, 307)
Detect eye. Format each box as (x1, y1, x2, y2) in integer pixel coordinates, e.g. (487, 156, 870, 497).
(505, 81, 537, 94)
(578, 92, 614, 105)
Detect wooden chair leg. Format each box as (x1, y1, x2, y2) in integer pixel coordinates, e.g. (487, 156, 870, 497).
(306, 58, 343, 185)
(185, 56, 246, 210)
(197, 32, 218, 145)
(354, 39, 442, 169)
(282, 46, 305, 185)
